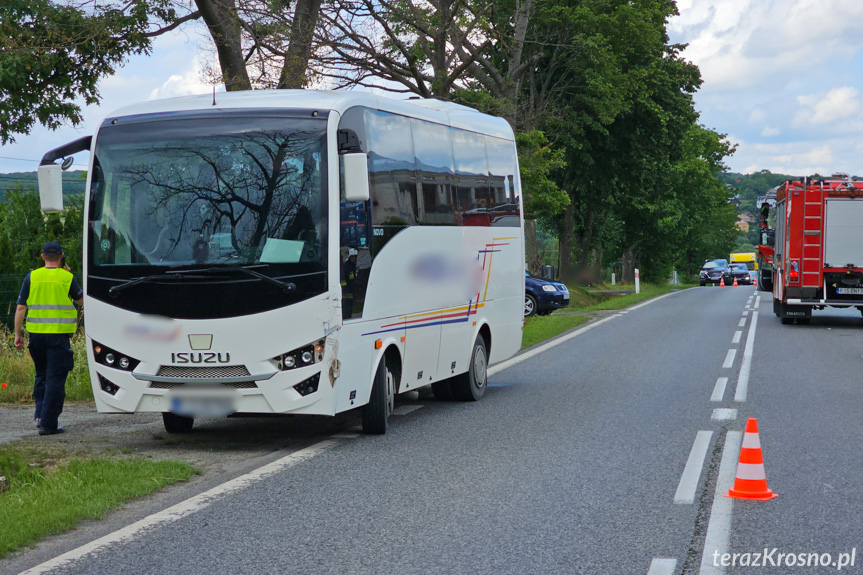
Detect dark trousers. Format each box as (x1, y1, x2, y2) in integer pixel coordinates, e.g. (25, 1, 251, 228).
(29, 333, 74, 430)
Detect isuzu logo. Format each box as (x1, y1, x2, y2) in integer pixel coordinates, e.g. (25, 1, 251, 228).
(171, 352, 231, 364)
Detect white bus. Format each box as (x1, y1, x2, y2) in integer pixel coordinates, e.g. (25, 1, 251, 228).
(37, 90, 525, 434)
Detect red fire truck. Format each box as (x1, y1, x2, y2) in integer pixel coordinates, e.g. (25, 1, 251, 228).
(760, 177, 863, 324)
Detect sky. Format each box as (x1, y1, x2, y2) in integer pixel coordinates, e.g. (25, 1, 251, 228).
(2, 0, 863, 176)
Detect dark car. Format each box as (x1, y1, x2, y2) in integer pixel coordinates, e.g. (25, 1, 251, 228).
(726, 263, 752, 285)
(699, 259, 729, 286)
(525, 272, 570, 317)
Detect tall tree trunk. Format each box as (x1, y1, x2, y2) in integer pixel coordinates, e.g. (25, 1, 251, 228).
(524, 219, 541, 274)
(589, 246, 602, 285)
(195, 0, 251, 91)
(558, 201, 575, 283)
(277, 0, 323, 89)
(622, 247, 636, 284)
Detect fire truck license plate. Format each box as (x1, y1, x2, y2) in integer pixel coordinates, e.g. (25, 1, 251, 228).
(837, 288, 863, 295)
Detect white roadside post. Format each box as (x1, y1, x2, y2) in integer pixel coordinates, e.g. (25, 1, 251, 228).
(611, 272, 616, 286)
(635, 268, 640, 294)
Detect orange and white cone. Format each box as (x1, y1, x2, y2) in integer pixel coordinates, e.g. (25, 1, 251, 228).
(719, 276, 726, 287)
(726, 418, 778, 501)
(733, 277, 739, 287)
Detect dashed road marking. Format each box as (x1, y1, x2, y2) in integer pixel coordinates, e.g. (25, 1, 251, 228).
(674, 430, 713, 504)
(732, 331, 742, 344)
(722, 349, 737, 368)
(647, 558, 677, 574)
(711, 377, 728, 402)
(738, 318, 746, 327)
(711, 408, 738, 421)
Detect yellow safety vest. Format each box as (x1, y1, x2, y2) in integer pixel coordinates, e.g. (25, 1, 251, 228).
(26, 267, 77, 334)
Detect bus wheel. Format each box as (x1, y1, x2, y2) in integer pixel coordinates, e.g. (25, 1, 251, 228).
(362, 357, 395, 434)
(431, 380, 455, 401)
(163, 412, 194, 433)
(453, 334, 488, 402)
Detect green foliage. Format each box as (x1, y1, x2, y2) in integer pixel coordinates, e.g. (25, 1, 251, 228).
(521, 314, 588, 349)
(516, 130, 569, 221)
(0, 0, 181, 143)
(0, 449, 196, 557)
(0, 185, 83, 329)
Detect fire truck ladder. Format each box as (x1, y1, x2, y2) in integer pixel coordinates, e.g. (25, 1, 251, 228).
(802, 183, 824, 292)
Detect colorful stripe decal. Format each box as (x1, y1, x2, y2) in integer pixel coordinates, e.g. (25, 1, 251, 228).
(361, 238, 514, 337)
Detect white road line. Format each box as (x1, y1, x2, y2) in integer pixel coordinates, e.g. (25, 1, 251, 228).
(742, 310, 749, 316)
(392, 405, 423, 415)
(732, 331, 742, 344)
(699, 431, 743, 574)
(674, 430, 713, 504)
(734, 300, 760, 402)
(489, 290, 684, 377)
(722, 349, 737, 368)
(20, 439, 345, 575)
(647, 558, 677, 574)
(711, 408, 738, 421)
(738, 318, 746, 327)
(711, 377, 728, 402)
(488, 314, 618, 376)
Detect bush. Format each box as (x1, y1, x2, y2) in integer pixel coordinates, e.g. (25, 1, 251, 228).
(0, 325, 93, 404)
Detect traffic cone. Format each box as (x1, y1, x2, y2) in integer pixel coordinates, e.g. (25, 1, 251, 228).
(719, 276, 725, 287)
(733, 277, 739, 287)
(726, 418, 778, 501)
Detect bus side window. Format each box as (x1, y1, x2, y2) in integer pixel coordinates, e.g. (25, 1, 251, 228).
(411, 118, 455, 226)
(452, 129, 490, 226)
(485, 136, 520, 227)
(364, 110, 417, 227)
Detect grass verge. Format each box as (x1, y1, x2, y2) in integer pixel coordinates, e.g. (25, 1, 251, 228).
(521, 314, 589, 349)
(579, 283, 690, 312)
(1, 326, 93, 404)
(520, 283, 692, 349)
(0, 443, 197, 558)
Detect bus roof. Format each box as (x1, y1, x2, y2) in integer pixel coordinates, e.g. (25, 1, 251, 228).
(104, 90, 514, 140)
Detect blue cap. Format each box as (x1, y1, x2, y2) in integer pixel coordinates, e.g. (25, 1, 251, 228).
(42, 242, 63, 254)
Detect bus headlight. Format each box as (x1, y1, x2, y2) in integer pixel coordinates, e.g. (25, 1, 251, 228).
(92, 341, 140, 372)
(271, 340, 325, 371)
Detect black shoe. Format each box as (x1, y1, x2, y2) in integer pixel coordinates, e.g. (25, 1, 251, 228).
(38, 426, 64, 436)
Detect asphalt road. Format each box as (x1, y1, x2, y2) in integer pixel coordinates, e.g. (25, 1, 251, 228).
(6, 285, 863, 575)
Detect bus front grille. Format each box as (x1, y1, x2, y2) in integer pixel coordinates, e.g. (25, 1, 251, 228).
(156, 365, 251, 379)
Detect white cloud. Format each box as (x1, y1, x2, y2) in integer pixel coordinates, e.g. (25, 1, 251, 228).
(748, 108, 766, 123)
(149, 56, 222, 100)
(761, 126, 780, 137)
(795, 86, 861, 125)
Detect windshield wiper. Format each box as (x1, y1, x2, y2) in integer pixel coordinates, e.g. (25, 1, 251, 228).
(108, 272, 209, 298)
(167, 265, 297, 294)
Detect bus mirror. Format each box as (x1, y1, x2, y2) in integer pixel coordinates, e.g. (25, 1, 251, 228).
(343, 153, 370, 202)
(37, 164, 64, 212)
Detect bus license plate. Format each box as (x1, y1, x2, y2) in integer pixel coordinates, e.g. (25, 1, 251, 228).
(170, 396, 236, 417)
(837, 288, 863, 295)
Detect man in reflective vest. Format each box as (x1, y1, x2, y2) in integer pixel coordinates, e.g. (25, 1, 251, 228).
(13, 242, 83, 435)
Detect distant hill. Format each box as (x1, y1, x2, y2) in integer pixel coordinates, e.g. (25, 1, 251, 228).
(0, 170, 87, 201)
(719, 170, 798, 205)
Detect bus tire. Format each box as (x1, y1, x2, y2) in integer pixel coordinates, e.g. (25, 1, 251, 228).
(362, 357, 394, 435)
(163, 412, 194, 433)
(453, 334, 488, 402)
(431, 380, 455, 401)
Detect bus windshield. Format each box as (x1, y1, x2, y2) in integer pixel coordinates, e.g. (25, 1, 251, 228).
(89, 115, 327, 270)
